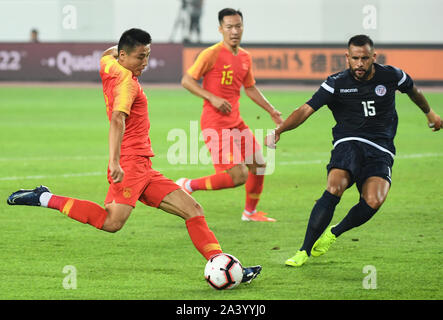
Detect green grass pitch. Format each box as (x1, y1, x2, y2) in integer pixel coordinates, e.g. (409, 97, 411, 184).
(0, 85, 442, 300)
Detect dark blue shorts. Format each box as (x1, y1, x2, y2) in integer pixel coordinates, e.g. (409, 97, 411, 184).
(326, 140, 394, 193)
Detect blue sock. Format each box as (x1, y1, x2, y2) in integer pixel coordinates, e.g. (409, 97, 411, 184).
(331, 198, 378, 237)
(300, 190, 340, 255)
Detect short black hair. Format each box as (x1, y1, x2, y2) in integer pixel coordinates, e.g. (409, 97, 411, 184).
(218, 8, 243, 24)
(348, 34, 374, 48)
(118, 28, 152, 54)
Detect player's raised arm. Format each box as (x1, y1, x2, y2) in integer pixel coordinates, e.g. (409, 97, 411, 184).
(102, 45, 118, 58)
(244, 85, 283, 125)
(407, 85, 442, 131)
(265, 103, 315, 148)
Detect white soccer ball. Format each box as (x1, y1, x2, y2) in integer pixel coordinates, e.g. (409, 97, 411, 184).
(204, 253, 243, 290)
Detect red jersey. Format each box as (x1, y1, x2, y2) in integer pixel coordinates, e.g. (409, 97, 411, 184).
(99, 55, 154, 157)
(187, 42, 256, 129)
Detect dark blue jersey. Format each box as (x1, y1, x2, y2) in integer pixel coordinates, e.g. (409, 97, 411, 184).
(307, 63, 414, 156)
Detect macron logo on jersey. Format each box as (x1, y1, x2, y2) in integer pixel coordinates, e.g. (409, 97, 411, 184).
(321, 82, 359, 94)
(340, 88, 358, 93)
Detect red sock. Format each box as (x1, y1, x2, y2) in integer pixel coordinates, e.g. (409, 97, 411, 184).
(244, 172, 264, 213)
(190, 171, 235, 191)
(185, 215, 222, 260)
(48, 195, 108, 229)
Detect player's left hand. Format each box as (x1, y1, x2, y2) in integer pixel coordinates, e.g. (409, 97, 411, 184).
(270, 109, 283, 126)
(426, 109, 442, 132)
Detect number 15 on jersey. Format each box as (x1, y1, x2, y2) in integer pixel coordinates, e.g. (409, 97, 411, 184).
(362, 100, 376, 117)
(221, 70, 233, 85)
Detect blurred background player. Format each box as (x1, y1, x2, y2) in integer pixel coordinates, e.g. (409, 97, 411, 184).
(30, 28, 39, 43)
(170, 0, 204, 43)
(7, 28, 261, 284)
(178, 8, 283, 222)
(265, 34, 442, 267)
(187, 0, 204, 43)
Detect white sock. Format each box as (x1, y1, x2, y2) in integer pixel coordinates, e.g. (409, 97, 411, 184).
(39, 192, 53, 207)
(243, 209, 256, 216)
(185, 179, 193, 192)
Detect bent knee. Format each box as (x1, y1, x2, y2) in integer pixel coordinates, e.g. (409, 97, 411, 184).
(363, 195, 385, 209)
(228, 165, 249, 186)
(249, 162, 266, 176)
(326, 185, 346, 197)
(102, 219, 125, 233)
(182, 200, 205, 220)
(191, 201, 204, 216)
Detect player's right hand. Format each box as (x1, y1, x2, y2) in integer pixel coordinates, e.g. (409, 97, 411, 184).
(109, 161, 125, 183)
(426, 109, 442, 132)
(210, 96, 232, 114)
(265, 130, 280, 149)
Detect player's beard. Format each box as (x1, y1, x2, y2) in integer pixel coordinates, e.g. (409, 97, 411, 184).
(351, 63, 373, 81)
(229, 37, 241, 49)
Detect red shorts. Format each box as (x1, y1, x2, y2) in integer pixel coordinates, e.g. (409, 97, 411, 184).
(105, 155, 180, 208)
(202, 121, 262, 173)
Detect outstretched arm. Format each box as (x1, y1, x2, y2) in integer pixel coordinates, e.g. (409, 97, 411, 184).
(407, 85, 441, 131)
(265, 103, 315, 148)
(244, 85, 283, 126)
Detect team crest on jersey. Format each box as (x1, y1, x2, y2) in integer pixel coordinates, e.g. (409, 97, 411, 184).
(123, 188, 132, 199)
(375, 85, 387, 96)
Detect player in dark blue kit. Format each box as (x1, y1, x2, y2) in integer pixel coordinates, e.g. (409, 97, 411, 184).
(265, 35, 442, 267)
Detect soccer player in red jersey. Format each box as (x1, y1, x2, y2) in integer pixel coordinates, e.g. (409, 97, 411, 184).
(178, 8, 283, 222)
(7, 28, 261, 284)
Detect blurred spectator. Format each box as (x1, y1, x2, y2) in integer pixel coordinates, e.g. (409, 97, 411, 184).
(30, 29, 39, 43)
(170, 0, 203, 43)
(187, 0, 203, 43)
(170, 0, 189, 43)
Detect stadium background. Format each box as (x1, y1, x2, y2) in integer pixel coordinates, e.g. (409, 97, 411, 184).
(1, 0, 443, 84)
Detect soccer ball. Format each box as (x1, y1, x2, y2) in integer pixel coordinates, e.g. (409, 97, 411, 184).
(204, 253, 243, 290)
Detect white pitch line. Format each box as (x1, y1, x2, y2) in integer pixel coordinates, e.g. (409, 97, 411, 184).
(278, 159, 325, 165)
(0, 172, 103, 181)
(0, 155, 108, 162)
(0, 152, 441, 181)
(394, 152, 443, 159)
